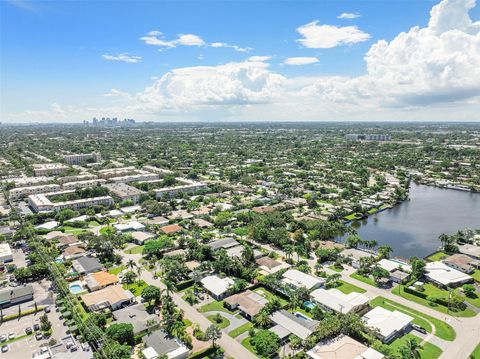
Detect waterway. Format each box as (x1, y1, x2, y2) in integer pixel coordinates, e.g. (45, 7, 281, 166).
(342, 183, 480, 259)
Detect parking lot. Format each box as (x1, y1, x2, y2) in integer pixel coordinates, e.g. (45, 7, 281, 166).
(0, 283, 68, 358)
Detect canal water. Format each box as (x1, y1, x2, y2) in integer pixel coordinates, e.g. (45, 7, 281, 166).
(342, 183, 480, 259)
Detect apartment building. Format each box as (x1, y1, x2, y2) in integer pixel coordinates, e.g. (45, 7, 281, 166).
(28, 192, 113, 212)
(110, 172, 158, 184)
(97, 166, 136, 179)
(63, 152, 102, 165)
(152, 179, 207, 199)
(33, 163, 69, 177)
(104, 183, 145, 204)
(57, 174, 98, 184)
(62, 179, 106, 191)
(9, 184, 61, 200)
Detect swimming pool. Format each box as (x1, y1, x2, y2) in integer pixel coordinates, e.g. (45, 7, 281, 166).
(303, 301, 316, 310)
(294, 312, 312, 321)
(69, 282, 85, 294)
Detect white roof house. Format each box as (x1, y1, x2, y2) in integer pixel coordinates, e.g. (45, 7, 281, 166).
(35, 220, 59, 230)
(363, 306, 413, 343)
(310, 288, 369, 314)
(282, 270, 325, 291)
(200, 275, 235, 299)
(377, 259, 411, 273)
(425, 261, 472, 287)
(114, 221, 145, 232)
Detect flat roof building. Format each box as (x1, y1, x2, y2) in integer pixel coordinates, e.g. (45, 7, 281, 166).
(63, 153, 101, 165)
(270, 309, 319, 340)
(62, 179, 106, 191)
(104, 183, 145, 204)
(28, 193, 113, 213)
(200, 275, 235, 300)
(9, 184, 61, 200)
(33, 163, 69, 177)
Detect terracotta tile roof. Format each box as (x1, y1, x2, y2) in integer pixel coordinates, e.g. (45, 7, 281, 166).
(160, 224, 182, 234)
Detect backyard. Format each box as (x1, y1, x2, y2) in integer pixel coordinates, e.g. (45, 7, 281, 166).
(393, 283, 476, 317)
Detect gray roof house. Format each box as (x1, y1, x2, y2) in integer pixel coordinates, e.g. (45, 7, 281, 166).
(142, 330, 190, 359)
(208, 237, 239, 251)
(72, 256, 102, 274)
(270, 309, 319, 340)
(112, 303, 160, 335)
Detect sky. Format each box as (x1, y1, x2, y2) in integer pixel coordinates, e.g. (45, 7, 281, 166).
(1, 0, 480, 123)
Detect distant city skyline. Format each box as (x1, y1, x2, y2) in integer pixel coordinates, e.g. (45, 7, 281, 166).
(1, 0, 479, 123)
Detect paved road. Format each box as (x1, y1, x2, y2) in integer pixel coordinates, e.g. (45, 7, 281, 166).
(120, 251, 257, 359)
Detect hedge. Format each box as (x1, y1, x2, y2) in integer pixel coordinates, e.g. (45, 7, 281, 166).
(2, 306, 45, 322)
(176, 279, 194, 291)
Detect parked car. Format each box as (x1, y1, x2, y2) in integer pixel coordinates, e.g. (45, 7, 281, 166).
(412, 324, 427, 334)
(35, 333, 43, 341)
(0, 335, 6, 342)
(44, 306, 51, 313)
(8, 332, 15, 340)
(33, 324, 40, 331)
(25, 327, 32, 335)
(1, 345, 8, 352)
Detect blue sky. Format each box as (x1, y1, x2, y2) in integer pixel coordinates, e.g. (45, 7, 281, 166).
(1, 0, 479, 122)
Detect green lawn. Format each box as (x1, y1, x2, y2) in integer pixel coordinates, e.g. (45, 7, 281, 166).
(472, 270, 480, 282)
(388, 333, 442, 359)
(123, 280, 148, 296)
(198, 300, 234, 314)
(241, 337, 256, 355)
(253, 286, 288, 307)
(393, 284, 476, 317)
(108, 265, 125, 275)
(88, 220, 100, 227)
(336, 280, 366, 294)
(124, 245, 144, 254)
(99, 226, 115, 234)
(229, 322, 253, 338)
(350, 272, 378, 287)
(63, 226, 87, 235)
(470, 343, 480, 359)
(425, 251, 448, 262)
(328, 265, 343, 273)
(207, 314, 230, 329)
(370, 296, 455, 341)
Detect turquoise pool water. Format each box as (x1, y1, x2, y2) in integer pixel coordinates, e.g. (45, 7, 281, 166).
(69, 284, 84, 294)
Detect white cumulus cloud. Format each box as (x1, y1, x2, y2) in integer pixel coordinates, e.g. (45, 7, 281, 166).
(248, 56, 272, 62)
(102, 53, 142, 63)
(141, 32, 250, 52)
(296, 20, 371, 48)
(284, 57, 319, 65)
(338, 12, 361, 19)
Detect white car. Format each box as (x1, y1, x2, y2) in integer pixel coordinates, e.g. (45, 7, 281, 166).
(8, 332, 15, 340)
(0, 335, 6, 342)
(1, 345, 8, 353)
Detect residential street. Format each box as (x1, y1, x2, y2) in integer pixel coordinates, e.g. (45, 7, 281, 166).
(120, 251, 258, 359)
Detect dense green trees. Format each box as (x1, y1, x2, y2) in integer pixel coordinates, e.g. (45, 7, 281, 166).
(250, 329, 280, 358)
(105, 323, 135, 346)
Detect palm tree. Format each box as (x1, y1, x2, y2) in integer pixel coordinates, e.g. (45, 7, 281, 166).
(205, 325, 222, 348)
(136, 265, 143, 284)
(126, 259, 136, 272)
(284, 245, 293, 261)
(400, 337, 423, 359)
